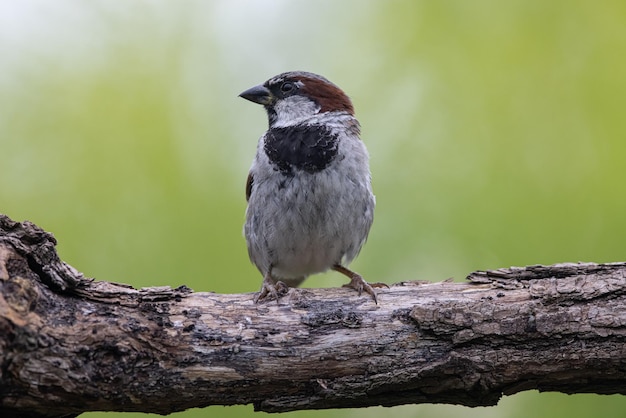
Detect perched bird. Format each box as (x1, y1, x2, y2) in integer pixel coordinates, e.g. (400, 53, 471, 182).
(239, 71, 384, 303)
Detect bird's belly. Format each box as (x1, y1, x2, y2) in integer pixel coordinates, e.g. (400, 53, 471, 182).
(245, 170, 373, 280)
(269, 230, 342, 278)
(264, 186, 347, 278)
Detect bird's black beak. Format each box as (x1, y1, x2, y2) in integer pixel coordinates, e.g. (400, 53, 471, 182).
(239, 84, 274, 106)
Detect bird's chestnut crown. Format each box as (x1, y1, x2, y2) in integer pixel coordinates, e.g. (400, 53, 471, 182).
(239, 71, 354, 124)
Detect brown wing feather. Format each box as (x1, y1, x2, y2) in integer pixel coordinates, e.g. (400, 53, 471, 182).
(245, 173, 254, 202)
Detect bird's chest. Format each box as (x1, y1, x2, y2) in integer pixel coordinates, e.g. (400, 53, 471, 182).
(254, 151, 348, 240)
(263, 125, 338, 174)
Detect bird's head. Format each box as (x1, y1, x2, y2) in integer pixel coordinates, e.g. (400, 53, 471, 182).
(239, 71, 354, 128)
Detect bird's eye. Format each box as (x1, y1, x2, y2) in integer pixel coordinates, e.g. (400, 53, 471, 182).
(280, 82, 294, 93)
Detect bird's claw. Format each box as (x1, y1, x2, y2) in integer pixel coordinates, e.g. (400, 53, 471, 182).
(254, 279, 289, 304)
(342, 275, 388, 304)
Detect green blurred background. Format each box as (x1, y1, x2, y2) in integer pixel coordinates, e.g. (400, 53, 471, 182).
(2, 0, 626, 417)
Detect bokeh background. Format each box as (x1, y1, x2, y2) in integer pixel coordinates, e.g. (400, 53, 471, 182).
(2, 0, 626, 417)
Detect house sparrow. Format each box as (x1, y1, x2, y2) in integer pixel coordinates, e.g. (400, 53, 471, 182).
(239, 71, 384, 303)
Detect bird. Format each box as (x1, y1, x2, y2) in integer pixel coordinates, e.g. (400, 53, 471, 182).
(239, 71, 384, 303)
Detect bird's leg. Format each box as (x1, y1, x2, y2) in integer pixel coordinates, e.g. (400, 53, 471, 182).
(254, 268, 289, 303)
(332, 264, 388, 304)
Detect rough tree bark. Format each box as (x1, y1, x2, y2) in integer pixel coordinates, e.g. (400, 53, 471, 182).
(1, 214, 626, 418)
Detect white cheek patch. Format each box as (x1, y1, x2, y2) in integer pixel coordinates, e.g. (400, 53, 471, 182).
(272, 96, 321, 127)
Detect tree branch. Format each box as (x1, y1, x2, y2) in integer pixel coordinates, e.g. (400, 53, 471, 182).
(1, 214, 626, 417)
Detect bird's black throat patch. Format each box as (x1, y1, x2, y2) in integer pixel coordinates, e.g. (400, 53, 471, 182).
(264, 125, 338, 174)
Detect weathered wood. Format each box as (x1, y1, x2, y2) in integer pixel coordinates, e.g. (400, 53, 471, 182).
(1, 213, 626, 417)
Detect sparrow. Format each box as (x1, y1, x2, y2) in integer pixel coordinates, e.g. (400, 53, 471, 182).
(239, 71, 384, 303)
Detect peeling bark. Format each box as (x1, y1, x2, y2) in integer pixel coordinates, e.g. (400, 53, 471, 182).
(1, 214, 626, 417)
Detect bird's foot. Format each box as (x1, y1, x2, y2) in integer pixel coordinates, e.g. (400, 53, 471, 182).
(342, 276, 388, 304)
(333, 264, 388, 304)
(254, 276, 289, 304)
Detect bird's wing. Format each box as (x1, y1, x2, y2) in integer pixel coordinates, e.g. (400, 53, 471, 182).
(245, 172, 254, 202)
